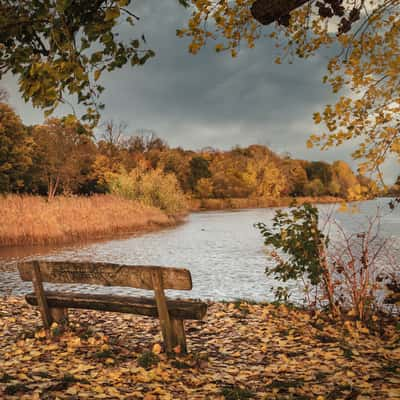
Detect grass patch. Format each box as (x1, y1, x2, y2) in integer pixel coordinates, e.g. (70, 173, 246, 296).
(94, 349, 114, 359)
(0, 373, 14, 383)
(4, 383, 30, 395)
(170, 360, 192, 369)
(267, 378, 305, 390)
(137, 351, 160, 369)
(315, 371, 329, 381)
(341, 347, 353, 360)
(381, 362, 399, 373)
(220, 385, 254, 400)
(315, 334, 338, 343)
(327, 385, 360, 400)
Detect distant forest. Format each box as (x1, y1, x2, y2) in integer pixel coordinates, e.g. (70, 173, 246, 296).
(1, 102, 378, 202)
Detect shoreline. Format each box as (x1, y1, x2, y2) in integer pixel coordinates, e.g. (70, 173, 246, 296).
(189, 195, 346, 211)
(0, 216, 186, 267)
(0, 194, 361, 253)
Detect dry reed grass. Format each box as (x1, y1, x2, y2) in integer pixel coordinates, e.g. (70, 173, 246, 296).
(0, 195, 177, 247)
(190, 196, 344, 211)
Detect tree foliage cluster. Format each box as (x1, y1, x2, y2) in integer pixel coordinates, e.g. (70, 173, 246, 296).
(257, 203, 399, 320)
(0, 103, 377, 202)
(179, 0, 400, 179)
(0, 0, 156, 125)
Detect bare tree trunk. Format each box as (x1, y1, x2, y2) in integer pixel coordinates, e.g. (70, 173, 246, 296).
(48, 176, 60, 201)
(318, 244, 340, 318)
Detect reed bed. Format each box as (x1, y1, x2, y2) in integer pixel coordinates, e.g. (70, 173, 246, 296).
(0, 195, 177, 247)
(190, 196, 344, 211)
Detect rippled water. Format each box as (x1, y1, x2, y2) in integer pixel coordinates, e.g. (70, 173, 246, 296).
(0, 199, 398, 302)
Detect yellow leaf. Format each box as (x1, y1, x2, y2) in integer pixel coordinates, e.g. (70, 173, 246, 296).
(35, 329, 47, 339)
(152, 343, 162, 354)
(94, 70, 102, 81)
(101, 344, 110, 352)
(105, 7, 120, 21)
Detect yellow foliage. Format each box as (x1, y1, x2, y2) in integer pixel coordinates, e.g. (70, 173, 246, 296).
(178, 1, 400, 178)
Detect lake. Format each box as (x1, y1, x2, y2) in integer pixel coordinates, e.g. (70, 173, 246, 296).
(0, 198, 398, 302)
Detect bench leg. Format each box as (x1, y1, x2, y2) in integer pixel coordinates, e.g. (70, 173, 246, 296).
(49, 307, 68, 325)
(171, 318, 187, 354)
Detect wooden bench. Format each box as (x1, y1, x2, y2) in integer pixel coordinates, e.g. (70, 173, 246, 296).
(17, 261, 207, 353)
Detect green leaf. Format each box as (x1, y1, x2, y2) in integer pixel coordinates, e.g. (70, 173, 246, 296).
(56, 0, 70, 13)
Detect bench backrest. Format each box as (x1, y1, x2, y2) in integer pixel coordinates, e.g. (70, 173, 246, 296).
(18, 261, 196, 351)
(18, 261, 192, 291)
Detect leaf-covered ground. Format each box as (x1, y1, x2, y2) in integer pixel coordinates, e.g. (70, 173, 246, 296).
(0, 297, 399, 399)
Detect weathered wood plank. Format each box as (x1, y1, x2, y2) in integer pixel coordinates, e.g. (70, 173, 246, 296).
(49, 307, 68, 324)
(25, 292, 208, 320)
(18, 261, 192, 290)
(32, 261, 52, 330)
(171, 318, 187, 354)
(152, 270, 173, 353)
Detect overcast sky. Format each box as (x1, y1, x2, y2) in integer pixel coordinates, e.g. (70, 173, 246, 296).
(2, 1, 397, 183)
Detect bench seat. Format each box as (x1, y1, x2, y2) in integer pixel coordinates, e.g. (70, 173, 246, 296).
(19, 261, 207, 353)
(26, 291, 207, 320)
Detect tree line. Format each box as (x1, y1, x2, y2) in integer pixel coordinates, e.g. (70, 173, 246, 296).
(0, 102, 378, 202)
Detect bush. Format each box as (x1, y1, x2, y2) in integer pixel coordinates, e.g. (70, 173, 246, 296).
(256, 204, 337, 313)
(256, 203, 398, 320)
(106, 168, 188, 215)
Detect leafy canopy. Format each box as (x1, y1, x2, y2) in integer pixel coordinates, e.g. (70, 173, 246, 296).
(0, 0, 156, 125)
(179, 0, 400, 178)
(0, 103, 32, 192)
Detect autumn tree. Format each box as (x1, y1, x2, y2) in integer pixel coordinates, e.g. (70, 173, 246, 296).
(0, 103, 32, 192)
(195, 177, 214, 198)
(210, 151, 256, 198)
(180, 0, 400, 180)
(31, 116, 96, 199)
(158, 148, 192, 191)
(101, 120, 127, 148)
(305, 161, 332, 187)
(0, 0, 158, 124)
(96, 120, 127, 167)
(253, 159, 287, 199)
(332, 160, 359, 198)
(188, 156, 212, 192)
(281, 159, 308, 196)
(206, 145, 287, 199)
